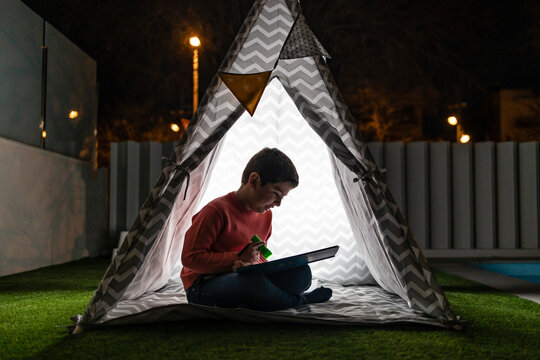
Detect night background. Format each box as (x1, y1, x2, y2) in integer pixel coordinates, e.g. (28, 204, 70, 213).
(21, 0, 540, 166)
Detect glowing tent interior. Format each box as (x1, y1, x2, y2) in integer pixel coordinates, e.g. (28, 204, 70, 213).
(72, 0, 460, 333)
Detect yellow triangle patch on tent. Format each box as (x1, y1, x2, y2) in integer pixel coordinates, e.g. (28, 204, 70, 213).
(218, 71, 272, 116)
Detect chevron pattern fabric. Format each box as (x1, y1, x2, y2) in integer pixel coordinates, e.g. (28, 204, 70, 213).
(230, 0, 295, 73)
(75, 0, 459, 331)
(78, 0, 272, 327)
(96, 281, 440, 327)
(200, 79, 375, 285)
(274, 55, 457, 323)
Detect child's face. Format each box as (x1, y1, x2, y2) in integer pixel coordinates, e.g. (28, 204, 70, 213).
(249, 179, 294, 214)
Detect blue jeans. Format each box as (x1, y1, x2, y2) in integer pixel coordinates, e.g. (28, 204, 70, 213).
(186, 265, 312, 311)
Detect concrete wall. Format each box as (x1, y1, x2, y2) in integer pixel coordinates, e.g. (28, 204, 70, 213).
(0, 137, 107, 277)
(109, 141, 540, 258)
(0, 0, 98, 163)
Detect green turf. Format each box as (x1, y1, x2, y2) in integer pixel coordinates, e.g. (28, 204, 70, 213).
(1, 258, 539, 360)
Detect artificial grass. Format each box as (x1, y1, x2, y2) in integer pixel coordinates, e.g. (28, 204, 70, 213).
(1, 258, 539, 360)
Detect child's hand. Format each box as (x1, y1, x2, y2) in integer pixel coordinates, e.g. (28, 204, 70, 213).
(237, 241, 263, 263)
(232, 259, 252, 272)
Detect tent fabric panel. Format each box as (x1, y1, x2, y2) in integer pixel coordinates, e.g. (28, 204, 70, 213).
(92, 142, 228, 324)
(273, 57, 456, 322)
(230, 0, 297, 74)
(96, 282, 441, 327)
(198, 78, 374, 285)
(310, 56, 379, 174)
(329, 153, 408, 299)
(83, 84, 246, 324)
(120, 147, 223, 300)
(267, 80, 374, 284)
(91, 85, 249, 317)
(362, 178, 457, 321)
(273, 59, 362, 174)
(175, 83, 241, 165)
(80, 0, 269, 326)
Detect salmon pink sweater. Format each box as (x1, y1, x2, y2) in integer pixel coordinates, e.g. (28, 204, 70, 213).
(180, 192, 271, 290)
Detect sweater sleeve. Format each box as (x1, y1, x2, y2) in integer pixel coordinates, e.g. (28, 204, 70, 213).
(181, 204, 239, 274)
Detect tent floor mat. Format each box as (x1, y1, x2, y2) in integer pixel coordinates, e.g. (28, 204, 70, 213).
(96, 281, 442, 327)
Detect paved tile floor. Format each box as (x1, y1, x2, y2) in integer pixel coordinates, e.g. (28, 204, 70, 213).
(433, 263, 540, 305)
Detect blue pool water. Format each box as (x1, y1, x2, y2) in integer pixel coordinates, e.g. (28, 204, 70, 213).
(474, 262, 540, 285)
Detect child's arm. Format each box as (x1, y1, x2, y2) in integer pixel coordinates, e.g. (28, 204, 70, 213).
(181, 205, 238, 274)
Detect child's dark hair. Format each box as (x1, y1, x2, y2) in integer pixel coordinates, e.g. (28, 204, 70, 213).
(241, 148, 299, 187)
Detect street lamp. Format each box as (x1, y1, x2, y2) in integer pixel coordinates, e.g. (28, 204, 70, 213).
(447, 115, 470, 143)
(189, 36, 200, 114)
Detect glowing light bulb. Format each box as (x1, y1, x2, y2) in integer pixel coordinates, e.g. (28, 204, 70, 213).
(460, 134, 470, 143)
(69, 110, 79, 119)
(170, 123, 180, 132)
(42, 130, 47, 138)
(189, 36, 200, 47)
(447, 116, 458, 126)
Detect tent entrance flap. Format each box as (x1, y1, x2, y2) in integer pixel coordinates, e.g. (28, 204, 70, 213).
(199, 78, 374, 285)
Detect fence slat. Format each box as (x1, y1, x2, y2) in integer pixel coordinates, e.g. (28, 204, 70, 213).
(109, 142, 127, 243)
(452, 143, 474, 249)
(367, 142, 384, 169)
(149, 142, 163, 191)
(384, 142, 407, 218)
(497, 142, 519, 248)
(109, 143, 119, 242)
(406, 142, 429, 249)
(519, 142, 539, 248)
(139, 143, 150, 208)
(162, 142, 175, 162)
(109, 140, 540, 253)
(474, 142, 497, 249)
(126, 141, 141, 228)
(429, 142, 451, 249)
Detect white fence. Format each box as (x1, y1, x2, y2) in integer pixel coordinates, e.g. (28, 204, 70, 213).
(109, 141, 540, 258)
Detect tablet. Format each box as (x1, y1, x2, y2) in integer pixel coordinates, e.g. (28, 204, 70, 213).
(235, 245, 339, 274)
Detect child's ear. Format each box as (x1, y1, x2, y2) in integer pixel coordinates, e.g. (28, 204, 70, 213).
(248, 172, 261, 188)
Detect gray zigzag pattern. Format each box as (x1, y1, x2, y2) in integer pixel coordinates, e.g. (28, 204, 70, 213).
(303, 54, 455, 320)
(80, 0, 270, 326)
(273, 59, 364, 176)
(97, 281, 440, 327)
(79, 0, 457, 327)
(361, 148, 454, 320)
(230, 0, 296, 73)
(310, 57, 375, 172)
(202, 79, 374, 285)
(273, 56, 456, 322)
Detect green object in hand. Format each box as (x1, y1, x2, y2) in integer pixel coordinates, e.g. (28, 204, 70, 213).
(251, 235, 272, 259)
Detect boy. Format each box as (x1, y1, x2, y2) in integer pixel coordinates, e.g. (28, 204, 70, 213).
(181, 147, 332, 311)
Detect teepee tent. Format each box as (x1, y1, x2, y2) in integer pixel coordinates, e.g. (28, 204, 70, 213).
(73, 0, 460, 332)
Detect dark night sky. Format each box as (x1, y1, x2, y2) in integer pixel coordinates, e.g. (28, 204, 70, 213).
(21, 0, 540, 146)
